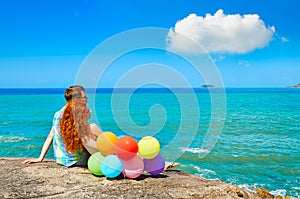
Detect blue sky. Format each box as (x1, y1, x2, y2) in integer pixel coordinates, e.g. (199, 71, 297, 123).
(0, 0, 299, 88)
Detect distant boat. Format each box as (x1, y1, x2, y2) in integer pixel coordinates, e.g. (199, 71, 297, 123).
(200, 84, 216, 88)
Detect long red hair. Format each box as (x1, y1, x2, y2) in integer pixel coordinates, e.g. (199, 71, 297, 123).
(59, 99, 96, 154)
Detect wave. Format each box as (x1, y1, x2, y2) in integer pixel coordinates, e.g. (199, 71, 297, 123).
(230, 182, 296, 199)
(269, 189, 287, 197)
(238, 183, 300, 198)
(192, 165, 216, 176)
(183, 163, 299, 198)
(238, 183, 261, 193)
(0, 121, 12, 125)
(179, 147, 210, 154)
(180, 163, 217, 179)
(0, 121, 13, 127)
(0, 136, 30, 143)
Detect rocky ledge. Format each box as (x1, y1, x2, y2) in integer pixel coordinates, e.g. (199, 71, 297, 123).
(0, 158, 266, 199)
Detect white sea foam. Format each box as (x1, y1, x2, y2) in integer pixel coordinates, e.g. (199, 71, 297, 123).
(0, 136, 29, 143)
(0, 121, 12, 127)
(269, 189, 287, 197)
(238, 183, 254, 192)
(291, 187, 300, 199)
(192, 165, 216, 176)
(179, 147, 209, 154)
(180, 163, 217, 178)
(238, 183, 266, 193)
(238, 184, 294, 199)
(0, 121, 12, 125)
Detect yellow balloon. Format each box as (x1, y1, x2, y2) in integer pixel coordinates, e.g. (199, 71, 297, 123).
(96, 132, 118, 155)
(138, 136, 160, 159)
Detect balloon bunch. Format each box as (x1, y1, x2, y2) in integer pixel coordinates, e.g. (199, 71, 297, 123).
(88, 132, 165, 179)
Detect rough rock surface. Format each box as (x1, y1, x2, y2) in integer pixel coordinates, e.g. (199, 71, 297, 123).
(0, 158, 263, 199)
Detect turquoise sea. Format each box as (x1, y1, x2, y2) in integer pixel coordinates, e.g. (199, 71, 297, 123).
(0, 88, 299, 198)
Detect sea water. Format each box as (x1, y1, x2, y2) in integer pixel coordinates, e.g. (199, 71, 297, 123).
(0, 88, 299, 198)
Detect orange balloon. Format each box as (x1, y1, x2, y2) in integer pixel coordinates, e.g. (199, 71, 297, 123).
(96, 132, 118, 155)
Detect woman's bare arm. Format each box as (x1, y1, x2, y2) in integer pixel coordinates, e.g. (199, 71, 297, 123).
(22, 131, 53, 164)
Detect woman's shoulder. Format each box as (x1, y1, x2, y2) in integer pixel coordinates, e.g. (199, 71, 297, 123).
(54, 106, 66, 118)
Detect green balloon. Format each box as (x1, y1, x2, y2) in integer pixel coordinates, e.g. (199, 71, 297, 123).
(88, 152, 105, 176)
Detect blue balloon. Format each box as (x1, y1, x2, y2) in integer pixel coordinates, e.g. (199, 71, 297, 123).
(100, 155, 123, 178)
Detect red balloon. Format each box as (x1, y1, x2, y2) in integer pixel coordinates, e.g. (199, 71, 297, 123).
(114, 136, 138, 161)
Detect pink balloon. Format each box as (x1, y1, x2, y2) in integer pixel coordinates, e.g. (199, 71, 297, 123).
(143, 154, 165, 175)
(122, 155, 144, 178)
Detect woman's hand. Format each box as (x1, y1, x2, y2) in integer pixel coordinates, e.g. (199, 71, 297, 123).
(22, 158, 43, 164)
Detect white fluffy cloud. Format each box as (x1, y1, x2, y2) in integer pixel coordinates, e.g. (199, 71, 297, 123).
(167, 9, 275, 54)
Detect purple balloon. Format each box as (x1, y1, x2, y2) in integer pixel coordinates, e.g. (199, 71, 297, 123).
(143, 154, 165, 175)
